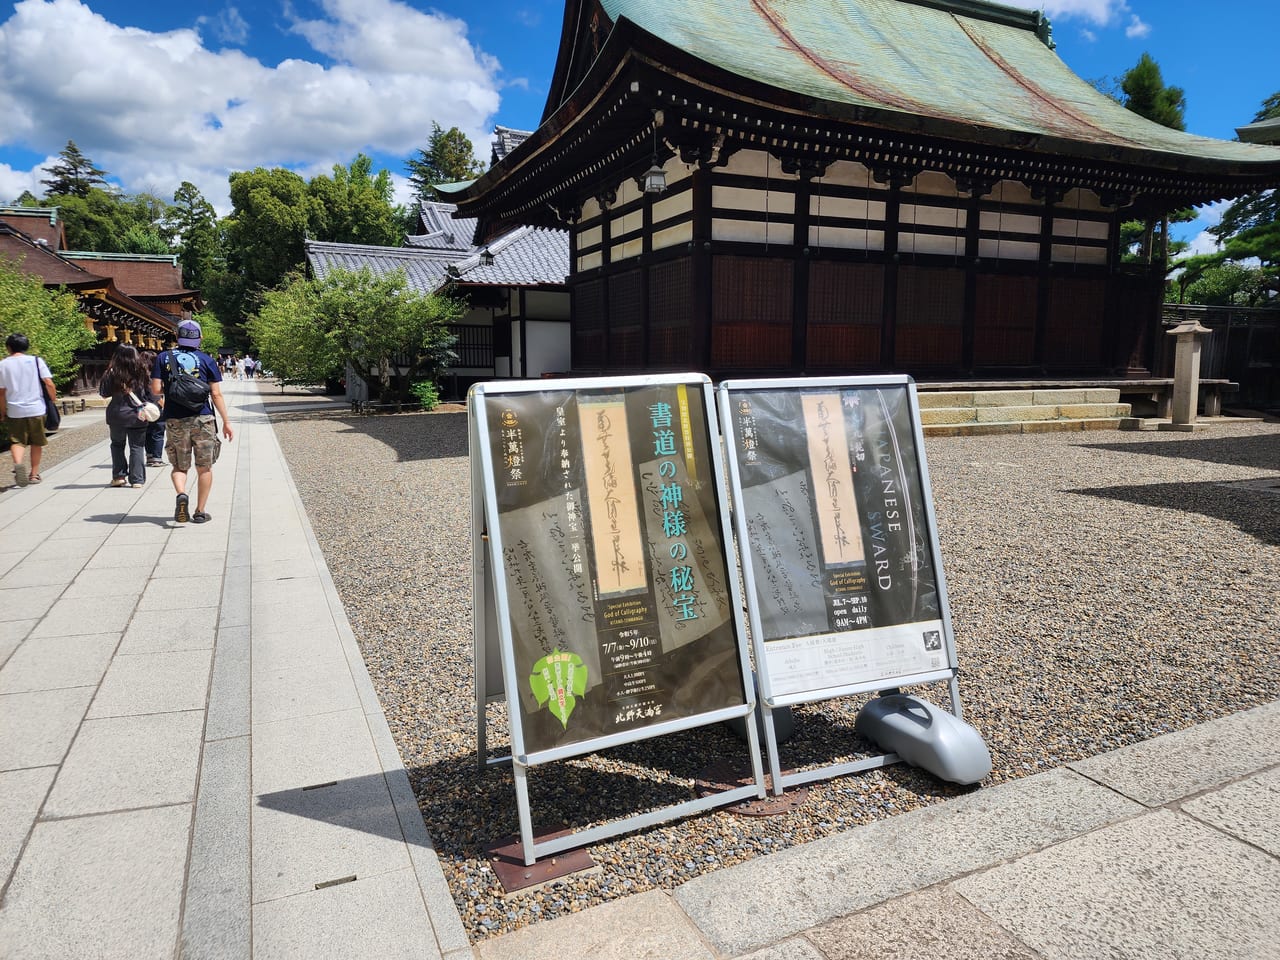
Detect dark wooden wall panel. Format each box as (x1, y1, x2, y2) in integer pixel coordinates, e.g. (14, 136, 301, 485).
(1044, 276, 1106, 369)
(974, 274, 1037, 366)
(712, 256, 792, 369)
(806, 261, 883, 367)
(895, 265, 963, 367)
(648, 258, 693, 366)
(608, 269, 643, 367)
(572, 279, 604, 368)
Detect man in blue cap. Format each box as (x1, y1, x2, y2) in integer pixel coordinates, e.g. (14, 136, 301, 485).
(151, 320, 233, 523)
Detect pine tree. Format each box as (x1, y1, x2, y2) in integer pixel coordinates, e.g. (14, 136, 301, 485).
(405, 124, 486, 201)
(40, 140, 108, 198)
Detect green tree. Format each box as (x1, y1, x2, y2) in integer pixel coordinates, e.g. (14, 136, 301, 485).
(405, 123, 486, 201)
(0, 260, 98, 388)
(245, 272, 339, 386)
(1181, 261, 1270, 306)
(213, 167, 320, 337)
(1120, 53, 1186, 131)
(40, 140, 109, 199)
(13, 190, 39, 207)
(1116, 53, 1192, 271)
(309, 154, 404, 246)
(1171, 93, 1280, 305)
(169, 182, 222, 290)
(248, 268, 459, 400)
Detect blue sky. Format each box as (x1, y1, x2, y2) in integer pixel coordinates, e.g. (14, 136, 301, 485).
(0, 0, 1276, 250)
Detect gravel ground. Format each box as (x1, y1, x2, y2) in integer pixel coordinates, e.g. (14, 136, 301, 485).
(266, 382, 1280, 943)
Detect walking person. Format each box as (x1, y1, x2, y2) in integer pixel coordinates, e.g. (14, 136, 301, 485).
(0, 332, 57, 487)
(140, 350, 166, 466)
(99, 345, 155, 488)
(151, 320, 233, 524)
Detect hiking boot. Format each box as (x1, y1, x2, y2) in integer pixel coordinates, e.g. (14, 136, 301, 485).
(175, 493, 190, 523)
(15, 463, 29, 486)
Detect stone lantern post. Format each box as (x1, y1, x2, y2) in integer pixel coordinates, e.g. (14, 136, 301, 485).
(1158, 319, 1213, 432)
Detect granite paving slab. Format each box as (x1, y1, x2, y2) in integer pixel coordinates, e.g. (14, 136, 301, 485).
(673, 768, 1143, 955)
(42, 710, 204, 817)
(473, 890, 714, 960)
(87, 648, 213, 718)
(0, 632, 119, 694)
(253, 868, 442, 960)
(953, 809, 1280, 960)
(806, 887, 1037, 960)
(0, 686, 94, 770)
(1069, 700, 1280, 806)
(0, 805, 190, 960)
(0, 766, 56, 884)
(1182, 766, 1280, 857)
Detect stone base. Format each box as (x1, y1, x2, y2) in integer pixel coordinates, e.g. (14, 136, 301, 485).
(1157, 422, 1206, 433)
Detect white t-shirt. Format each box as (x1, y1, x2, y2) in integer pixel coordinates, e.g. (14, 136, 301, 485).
(0, 353, 52, 418)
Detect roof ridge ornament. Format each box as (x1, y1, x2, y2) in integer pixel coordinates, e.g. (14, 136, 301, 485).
(1033, 10, 1056, 49)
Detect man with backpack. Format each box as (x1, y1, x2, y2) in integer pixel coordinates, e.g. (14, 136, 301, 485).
(151, 320, 233, 523)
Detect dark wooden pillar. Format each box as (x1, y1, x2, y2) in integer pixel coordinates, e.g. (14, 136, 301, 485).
(791, 172, 812, 371)
(1033, 186, 1066, 373)
(597, 191, 614, 370)
(692, 167, 713, 371)
(880, 179, 903, 369)
(958, 179, 989, 374)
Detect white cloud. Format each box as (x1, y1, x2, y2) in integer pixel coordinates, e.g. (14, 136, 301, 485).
(0, 159, 49, 202)
(1003, 0, 1156, 31)
(1079, 28, 1098, 42)
(1003, 0, 1122, 26)
(1124, 14, 1151, 38)
(1184, 229, 1221, 256)
(0, 0, 502, 212)
(197, 6, 250, 47)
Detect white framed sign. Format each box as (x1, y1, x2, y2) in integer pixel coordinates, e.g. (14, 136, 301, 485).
(717, 375, 964, 792)
(471, 373, 764, 864)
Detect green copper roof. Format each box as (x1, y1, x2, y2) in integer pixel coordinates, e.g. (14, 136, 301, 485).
(594, 0, 1279, 166)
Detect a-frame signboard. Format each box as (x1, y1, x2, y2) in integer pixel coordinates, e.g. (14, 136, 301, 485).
(717, 375, 970, 794)
(471, 373, 765, 865)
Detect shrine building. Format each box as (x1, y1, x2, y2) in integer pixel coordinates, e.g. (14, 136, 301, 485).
(448, 0, 1280, 380)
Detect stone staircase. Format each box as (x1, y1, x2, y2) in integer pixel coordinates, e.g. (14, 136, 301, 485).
(917, 388, 1130, 436)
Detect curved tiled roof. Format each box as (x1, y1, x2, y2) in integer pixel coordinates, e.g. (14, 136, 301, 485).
(583, 0, 1279, 169)
(306, 227, 567, 293)
(306, 241, 457, 294)
(452, 227, 569, 285)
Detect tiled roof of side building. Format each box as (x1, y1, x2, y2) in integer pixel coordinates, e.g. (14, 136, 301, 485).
(306, 225, 568, 293)
(406, 200, 478, 250)
(451, 227, 570, 286)
(305, 240, 458, 295)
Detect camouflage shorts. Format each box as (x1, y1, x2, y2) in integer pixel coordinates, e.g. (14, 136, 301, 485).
(165, 416, 221, 471)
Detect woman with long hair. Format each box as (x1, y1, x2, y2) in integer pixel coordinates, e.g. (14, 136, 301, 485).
(99, 344, 155, 488)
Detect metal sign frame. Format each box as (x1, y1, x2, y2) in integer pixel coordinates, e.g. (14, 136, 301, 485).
(717, 375, 964, 795)
(471, 373, 765, 865)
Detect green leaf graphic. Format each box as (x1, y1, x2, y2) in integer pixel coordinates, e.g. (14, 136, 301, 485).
(529, 648, 588, 729)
